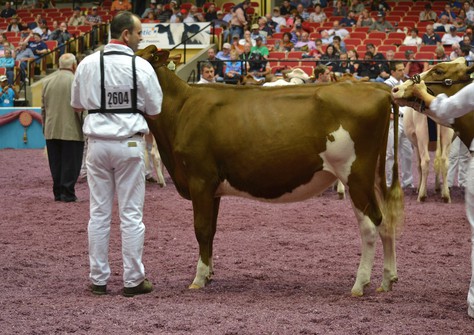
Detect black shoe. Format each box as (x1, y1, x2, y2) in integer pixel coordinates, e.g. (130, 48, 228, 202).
(90, 284, 107, 295)
(60, 195, 78, 202)
(122, 279, 153, 297)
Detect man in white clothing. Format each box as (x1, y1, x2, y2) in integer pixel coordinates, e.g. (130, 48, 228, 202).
(385, 61, 414, 189)
(71, 11, 163, 297)
(197, 62, 216, 84)
(412, 78, 474, 319)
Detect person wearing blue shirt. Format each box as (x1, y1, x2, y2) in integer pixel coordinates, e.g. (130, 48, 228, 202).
(0, 49, 15, 84)
(27, 32, 48, 63)
(0, 75, 15, 107)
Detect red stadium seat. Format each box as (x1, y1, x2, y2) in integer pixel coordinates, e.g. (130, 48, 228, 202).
(398, 45, 418, 53)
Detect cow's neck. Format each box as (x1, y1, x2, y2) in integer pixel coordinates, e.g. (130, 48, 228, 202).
(148, 66, 192, 199)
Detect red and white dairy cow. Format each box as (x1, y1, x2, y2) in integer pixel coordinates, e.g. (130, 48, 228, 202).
(403, 107, 454, 202)
(138, 46, 404, 296)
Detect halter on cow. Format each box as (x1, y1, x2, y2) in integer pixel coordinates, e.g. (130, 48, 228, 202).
(137, 45, 404, 296)
(392, 57, 474, 151)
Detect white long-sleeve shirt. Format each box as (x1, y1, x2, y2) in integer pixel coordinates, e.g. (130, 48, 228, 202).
(430, 82, 474, 149)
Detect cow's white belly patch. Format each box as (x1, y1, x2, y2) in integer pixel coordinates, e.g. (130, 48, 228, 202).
(215, 125, 356, 203)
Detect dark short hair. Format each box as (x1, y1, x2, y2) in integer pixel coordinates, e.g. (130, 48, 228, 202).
(200, 61, 214, 72)
(390, 61, 403, 72)
(110, 11, 138, 39)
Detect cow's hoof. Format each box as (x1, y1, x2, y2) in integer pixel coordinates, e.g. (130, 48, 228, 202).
(188, 283, 203, 289)
(338, 192, 345, 200)
(418, 196, 426, 202)
(442, 196, 451, 204)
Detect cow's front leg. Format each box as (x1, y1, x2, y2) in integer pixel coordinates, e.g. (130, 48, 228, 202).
(188, 182, 220, 289)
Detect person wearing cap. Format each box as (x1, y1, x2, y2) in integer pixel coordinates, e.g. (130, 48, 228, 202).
(0, 75, 15, 107)
(111, 0, 132, 12)
(71, 11, 162, 297)
(271, 7, 286, 29)
(442, 26, 463, 45)
(230, 33, 244, 54)
(85, 6, 103, 48)
(211, 10, 228, 29)
(403, 49, 428, 79)
(1, 2, 16, 19)
(42, 53, 84, 203)
(247, 50, 271, 80)
(216, 42, 232, 60)
(250, 23, 266, 45)
(368, 12, 393, 33)
(68, 7, 85, 27)
(340, 10, 357, 27)
(250, 35, 269, 58)
(229, 0, 250, 39)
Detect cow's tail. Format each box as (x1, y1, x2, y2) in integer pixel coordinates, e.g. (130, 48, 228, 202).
(385, 102, 405, 236)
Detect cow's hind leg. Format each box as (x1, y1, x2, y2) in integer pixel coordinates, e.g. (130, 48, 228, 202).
(189, 184, 220, 289)
(377, 220, 398, 293)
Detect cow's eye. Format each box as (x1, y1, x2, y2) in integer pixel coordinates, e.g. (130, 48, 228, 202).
(434, 69, 444, 76)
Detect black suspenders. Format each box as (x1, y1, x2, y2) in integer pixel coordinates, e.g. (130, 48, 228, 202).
(89, 50, 144, 115)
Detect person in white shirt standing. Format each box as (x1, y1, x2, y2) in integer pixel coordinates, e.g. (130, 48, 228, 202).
(385, 61, 414, 189)
(71, 11, 163, 297)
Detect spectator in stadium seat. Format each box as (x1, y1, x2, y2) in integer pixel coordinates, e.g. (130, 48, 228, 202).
(240, 42, 252, 62)
(204, 3, 218, 22)
(460, 34, 474, 49)
(264, 14, 278, 35)
(453, 14, 468, 32)
(348, 0, 365, 14)
(419, 3, 437, 22)
(355, 51, 380, 81)
(403, 28, 423, 47)
(224, 49, 243, 84)
(327, 20, 350, 40)
(369, 0, 391, 13)
(141, 2, 157, 19)
(1, 2, 16, 19)
(442, 26, 463, 45)
(0, 49, 15, 85)
(309, 4, 327, 23)
(280, 0, 296, 16)
(320, 44, 339, 67)
(251, 36, 269, 58)
(332, 52, 355, 75)
(403, 49, 428, 78)
(68, 7, 85, 27)
(340, 10, 357, 28)
(450, 42, 464, 60)
(49, 22, 71, 56)
(464, 1, 474, 25)
(206, 47, 224, 82)
(296, 4, 310, 21)
(197, 62, 216, 84)
(332, 36, 346, 54)
(366, 43, 385, 61)
(347, 48, 360, 73)
(250, 24, 266, 44)
(231, 34, 244, 54)
(313, 64, 331, 83)
(7, 15, 26, 33)
(274, 32, 293, 52)
(15, 40, 34, 83)
(333, 0, 347, 17)
(294, 31, 316, 53)
(422, 25, 442, 45)
(356, 9, 375, 27)
(271, 7, 287, 30)
(439, 3, 457, 23)
(368, 12, 394, 33)
(377, 49, 394, 82)
(216, 42, 232, 60)
(434, 15, 453, 33)
(432, 45, 450, 64)
(246, 51, 271, 80)
(85, 7, 102, 48)
(212, 10, 229, 29)
(461, 44, 474, 64)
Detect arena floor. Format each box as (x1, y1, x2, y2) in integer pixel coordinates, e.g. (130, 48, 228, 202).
(1, 148, 474, 334)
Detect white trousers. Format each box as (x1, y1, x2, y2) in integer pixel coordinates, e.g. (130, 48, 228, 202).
(448, 137, 471, 187)
(465, 157, 474, 317)
(386, 118, 414, 188)
(87, 135, 147, 288)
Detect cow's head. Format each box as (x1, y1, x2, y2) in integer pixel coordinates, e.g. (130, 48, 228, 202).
(391, 57, 474, 111)
(136, 45, 170, 70)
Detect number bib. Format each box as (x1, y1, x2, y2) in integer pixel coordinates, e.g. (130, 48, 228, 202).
(105, 85, 131, 109)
